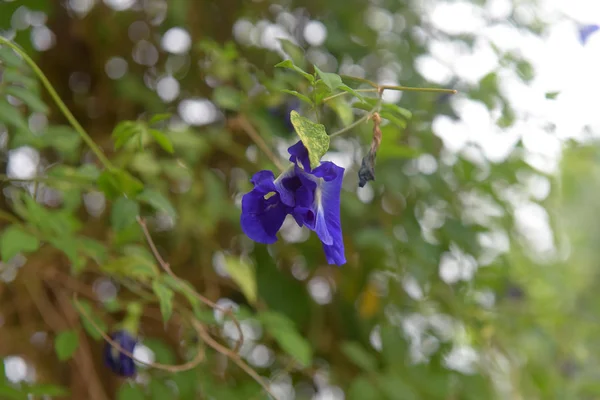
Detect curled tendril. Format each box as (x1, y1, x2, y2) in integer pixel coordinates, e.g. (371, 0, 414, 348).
(73, 293, 205, 373)
(135, 216, 245, 354)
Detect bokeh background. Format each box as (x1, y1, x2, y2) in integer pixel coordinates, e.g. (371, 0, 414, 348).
(1, 0, 600, 399)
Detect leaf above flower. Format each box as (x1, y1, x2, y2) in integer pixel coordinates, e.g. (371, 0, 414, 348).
(289, 111, 330, 170)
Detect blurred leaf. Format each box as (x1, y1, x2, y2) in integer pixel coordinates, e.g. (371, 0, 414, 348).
(545, 91, 560, 99)
(327, 96, 353, 126)
(0, 384, 26, 400)
(0, 47, 24, 68)
(213, 86, 242, 111)
(0, 98, 28, 130)
(5, 86, 48, 114)
(341, 341, 378, 371)
(0, 225, 39, 262)
(149, 380, 172, 400)
(314, 65, 343, 91)
(112, 121, 145, 150)
(149, 113, 172, 125)
(278, 39, 306, 68)
(137, 189, 177, 219)
(117, 383, 145, 400)
(101, 255, 159, 281)
(281, 89, 313, 106)
(2, 68, 38, 88)
(259, 311, 312, 367)
(224, 256, 257, 305)
(275, 59, 315, 83)
(97, 170, 144, 199)
(54, 330, 79, 361)
(110, 196, 140, 232)
(348, 377, 382, 400)
(152, 281, 174, 323)
(289, 110, 330, 169)
(148, 129, 174, 153)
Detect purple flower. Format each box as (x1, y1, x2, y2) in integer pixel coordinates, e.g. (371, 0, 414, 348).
(241, 141, 346, 265)
(104, 330, 137, 377)
(579, 24, 599, 44)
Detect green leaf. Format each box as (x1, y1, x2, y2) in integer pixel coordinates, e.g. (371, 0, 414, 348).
(149, 380, 173, 400)
(326, 96, 353, 126)
(0, 99, 29, 130)
(289, 110, 330, 169)
(0, 225, 40, 262)
(49, 236, 86, 273)
(54, 330, 79, 361)
(137, 189, 177, 219)
(340, 341, 378, 371)
(277, 39, 306, 68)
(111, 196, 140, 232)
(97, 170, 144, 199)
(339, 84, 365, 102)
(117, 383, 145, 400)
(275, 59, 315, 83)
(545, 91, 560, 100)
(281, 89, 313, 106)
(152, 281, 174, 323)
(149, 113, 172, 125)
(0, 47, 24, 68)
(212, 86, 242, 111)
(314, 65, 343, 90)
(148, 129, 174, 153)
(101, 255, 159, 281)
(2, 68, 38, 88)
(224, 256, 257, 305)
(112, 121, 145, 150)
(0, 384, 26, 400)
(5, 86, 49, 114)
(259, 311, 312, 367)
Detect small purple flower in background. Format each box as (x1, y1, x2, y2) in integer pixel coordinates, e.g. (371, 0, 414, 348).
(241, 141, 346, 265)
(579, 24, 599, 45)
(104, 330, 137, 377)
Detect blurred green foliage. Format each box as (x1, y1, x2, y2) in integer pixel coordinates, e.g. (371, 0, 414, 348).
(0, 0, 596, 399)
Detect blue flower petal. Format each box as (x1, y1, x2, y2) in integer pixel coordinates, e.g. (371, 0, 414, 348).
(241, 189, 289, 244)
(104, 330, 137, 377)
(579, 24, 600, 44)
(288, 141, 312, 172)
(311, 161, 346, 265)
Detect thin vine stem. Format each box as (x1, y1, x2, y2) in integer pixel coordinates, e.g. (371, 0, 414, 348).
(136, 216, 245, 354)
(330, 91, 383, 138)
(73, 293, 206, 373)
(322, 86, 457, 104)
(0, 37, 114, 170)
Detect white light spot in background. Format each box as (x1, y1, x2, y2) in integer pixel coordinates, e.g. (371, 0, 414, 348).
(308, 277, 333, 305)
(178, 98, 218, 126)
(369, 325, 382, 351)
(83, 190, 106, 217)
(415, 55, 454, 85)
(357, 184, 374, 203)
(31, 26, 55, 51)
(444, 345, 478, 374)
(280, 214, 310, 243)
(213, 298, 239, 322)
(132, 40, 159, 66)
(417, 154, 438, 175)
(93, 278, 117, 302)
(261, 23, 291, 50)
(103, 0, 135, 11)
(304, 20, 327, 46)
(7, 147, 39, 180)
(133, 344, 155, 368)
(365, 7, 394, 33)
(4, 356, 28, 383)
(248, 344, 273, 368)
(313, 385, 345, 400)
(233, 19, 254, 46)
(156, 76, 180, 102)
(69, 0, 95, 16)
(430, 1, 484, 35)
(105, 57, 128, 79)
(162, 27, 192, 54)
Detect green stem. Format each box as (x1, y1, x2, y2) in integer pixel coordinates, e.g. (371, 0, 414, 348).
(322, 84, 457, 104)
(0, 37, 114, 170)
(330, 106, 378, 138)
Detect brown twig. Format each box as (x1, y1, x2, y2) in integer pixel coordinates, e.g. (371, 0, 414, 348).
(136, 216, 244, 353)
(73, 293, 206, 372)
(233, 115, 285, 172)
(191, 319, 278, 400)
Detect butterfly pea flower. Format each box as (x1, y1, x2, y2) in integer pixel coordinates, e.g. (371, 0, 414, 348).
(104, 330, 137, 377)
(241, 141, 346, 265)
